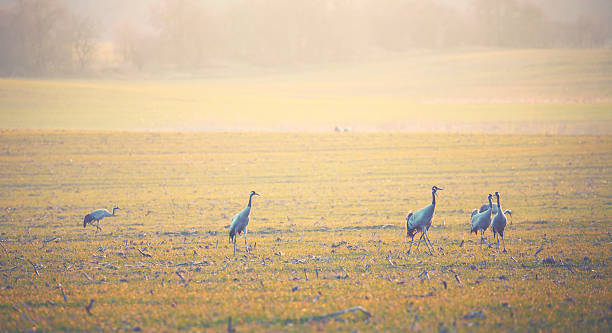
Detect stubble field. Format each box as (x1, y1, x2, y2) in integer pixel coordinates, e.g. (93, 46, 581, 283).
(0, 131, 610, 331)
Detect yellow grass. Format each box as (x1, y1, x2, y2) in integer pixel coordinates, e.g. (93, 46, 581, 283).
(1, 48, 611, 133)
(0, 131, 610, 331)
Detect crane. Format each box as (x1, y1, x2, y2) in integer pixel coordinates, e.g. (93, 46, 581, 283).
(491, 191, 508, 252)
(406, 185, 443, 255)
(83, 206, 120, 232)
(229, 191, 260, 255)
(470, 194, 493, 247)
(479, 202, 512, 223)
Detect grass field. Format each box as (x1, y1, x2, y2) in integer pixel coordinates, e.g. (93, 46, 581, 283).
(1, 49, 611, 133)
(0, 131, 610, 331)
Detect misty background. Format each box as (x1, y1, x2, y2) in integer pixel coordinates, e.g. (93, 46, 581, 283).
(0, 0, 611, 77)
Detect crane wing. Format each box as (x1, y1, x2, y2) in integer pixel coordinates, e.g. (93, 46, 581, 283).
(229, 206, 251, 241)
(83, 214, 94, 227)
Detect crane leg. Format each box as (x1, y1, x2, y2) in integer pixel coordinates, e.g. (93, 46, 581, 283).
(233, 238, 236, 256)
(415, 233, 425, 253)
(502, 235, 507, 253)
(496, 233, 500, 252)
(244, 228, 249, 253)
(407, 235, 414, 255)
(424, 231, 436, 255)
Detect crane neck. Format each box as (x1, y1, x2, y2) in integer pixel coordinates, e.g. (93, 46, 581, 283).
(496, 195, 501, 210)
(248, 194, 254, 207)
(111, 207, 117, 216)
(431, 190, 436, 206)
(488, 196, 493, 209)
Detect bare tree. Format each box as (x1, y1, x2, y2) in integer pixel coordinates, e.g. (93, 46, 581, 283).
(71, 15, 97, 70)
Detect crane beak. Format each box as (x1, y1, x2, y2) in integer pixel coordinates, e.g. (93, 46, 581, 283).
(254, 192, 260, 196)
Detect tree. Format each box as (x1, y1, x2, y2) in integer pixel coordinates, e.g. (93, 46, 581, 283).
(71, 15, 97, 70)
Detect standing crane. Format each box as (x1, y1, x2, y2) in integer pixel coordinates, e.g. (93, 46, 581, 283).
(229, 191, 260, 255)
(479, 202, 512, 223)
(470, 194, 492, 247)
(406, 186, 443, 255)
(491, 191, 508, 252)
(83, 206, 120, 232)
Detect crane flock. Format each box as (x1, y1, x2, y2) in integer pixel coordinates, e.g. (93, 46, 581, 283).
(82, 187, 513, 256)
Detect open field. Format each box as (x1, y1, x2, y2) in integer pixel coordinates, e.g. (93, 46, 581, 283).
(0, 131, 610, 331)
(1, 49, 611, 133)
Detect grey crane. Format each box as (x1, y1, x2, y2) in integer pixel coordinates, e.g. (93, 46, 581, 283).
(470, 194, 493, 247)
(406, 185, 443, 255)
(83, 206, 120, 232)
(229, 191, 260, 255)
(491, 191, 508, 252)
(479, 202, 512, 223)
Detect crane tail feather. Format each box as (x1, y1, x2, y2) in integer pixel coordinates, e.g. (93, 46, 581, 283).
(83, 214, 93, 228)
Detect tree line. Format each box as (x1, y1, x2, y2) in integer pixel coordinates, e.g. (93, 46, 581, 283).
(0, 0, 609, 76)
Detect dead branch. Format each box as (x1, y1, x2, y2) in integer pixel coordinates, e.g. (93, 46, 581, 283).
(410, 315, 419, 331)
(535, 246, 543, 257)
(41, 237, 60, 249)
(0, 240, 8, 254)
(175, 271, 186, 283)
(137, 248, 152, 258)
(303, 306, 371, 323)
(0, 265, 19, 272)
(85, 299, 94, 315)
(58, 284, 67, 302)
(169, 262, 190, 267)
(27, 259, 39, 277)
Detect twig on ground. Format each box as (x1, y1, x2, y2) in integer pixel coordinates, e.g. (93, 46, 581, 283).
(27, 259, 39, 277)
(85, 299, 94, 315)
(302, 306, 371, 323)
(0, 240, 8, 254)
(0, 265, 18, 272)
(41, 237, 59, 249)
(58, 284, 67, 302)
(137, 248, 152, 257)
(175, 271, 186, 283)
(535, 246, 543, 257)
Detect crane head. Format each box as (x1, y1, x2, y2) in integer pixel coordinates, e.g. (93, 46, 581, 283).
(494, 191, 499, 198)
(250, 191, 260, 196)
(432, 185, 443, 196)
(487, 193, 493, 201)
(112, 206, 120, 211)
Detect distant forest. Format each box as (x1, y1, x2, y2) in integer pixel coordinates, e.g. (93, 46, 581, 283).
(0, 0, 610, 76)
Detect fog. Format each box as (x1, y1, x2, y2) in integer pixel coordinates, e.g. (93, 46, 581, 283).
(0, 0, 610, 76)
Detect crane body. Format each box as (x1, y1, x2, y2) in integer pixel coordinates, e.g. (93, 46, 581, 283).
(83, 206, 119, 232)
(479, 202, 512, 223)
(491, 192, 508, 252)
(229, 191, 259, 255)
(471, 194, 493, 247)
(406, 186, 442, 255)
